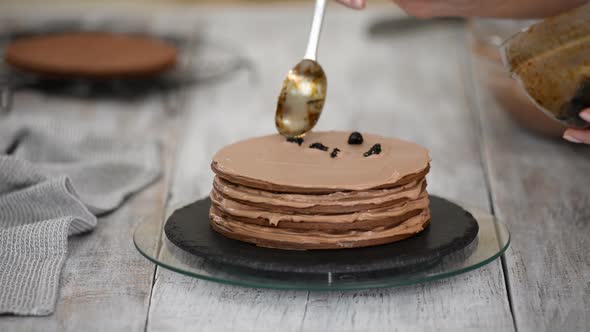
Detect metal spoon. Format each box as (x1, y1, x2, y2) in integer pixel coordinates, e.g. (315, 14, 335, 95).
(275, 0, 327, 137)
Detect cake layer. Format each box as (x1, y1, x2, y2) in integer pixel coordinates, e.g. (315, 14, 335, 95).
(210, 205, 424, 231)
(212, 131, 431, 193)
(210, 186, 429, 228)
(213, 176, 427, 214)
(5, 32, 177, 78)
(210, 208, 431, 250)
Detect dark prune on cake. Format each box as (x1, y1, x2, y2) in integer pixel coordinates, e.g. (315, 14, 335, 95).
(363, 143, 382, 157)
(330, 148, 341, 158)
(309, 142, 329, 151)
(286, 137, 304, 146)
(348, 132, 364, 145)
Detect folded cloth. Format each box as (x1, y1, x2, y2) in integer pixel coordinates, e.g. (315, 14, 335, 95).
(0, 123, 160, 316)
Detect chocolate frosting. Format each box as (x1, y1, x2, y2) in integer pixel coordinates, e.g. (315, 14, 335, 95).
(212, 131, 430, 192)
(210, 209, 431, 249)
(213, 177, 426, 209)
(211, 189, 429, 226)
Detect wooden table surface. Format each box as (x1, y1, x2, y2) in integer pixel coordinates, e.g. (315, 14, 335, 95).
(0, 4, 588, 332)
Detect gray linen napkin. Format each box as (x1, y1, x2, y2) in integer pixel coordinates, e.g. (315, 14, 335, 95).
(0, 123, 160, 316)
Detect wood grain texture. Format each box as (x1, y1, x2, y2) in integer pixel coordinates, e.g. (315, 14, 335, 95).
(471, 58, 590, 332)
(0, 86, 182, 330)
(146, 7, 514, 332)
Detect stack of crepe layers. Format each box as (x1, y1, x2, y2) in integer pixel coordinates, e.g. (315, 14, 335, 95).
(209, 131, 431, 250)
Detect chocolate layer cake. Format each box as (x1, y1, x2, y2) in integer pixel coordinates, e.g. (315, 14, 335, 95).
(209, 131, 431, 250)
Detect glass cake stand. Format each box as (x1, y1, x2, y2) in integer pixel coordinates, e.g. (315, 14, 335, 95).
(133, 203, 510, 290)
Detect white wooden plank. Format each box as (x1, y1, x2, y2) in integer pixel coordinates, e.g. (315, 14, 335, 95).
(147, 40, 311, 332)
(0, 93, 180, 331)
(472, 56, 590, 332)
(147, 7, 514, 332)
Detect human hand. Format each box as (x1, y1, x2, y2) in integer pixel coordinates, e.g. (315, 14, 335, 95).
(335, 0, 588, 18)
(563, 109, 590, 144)
(336, 0, 366, 9)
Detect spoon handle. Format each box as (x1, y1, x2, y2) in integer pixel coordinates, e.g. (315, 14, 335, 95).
(304, 0, 327, 61)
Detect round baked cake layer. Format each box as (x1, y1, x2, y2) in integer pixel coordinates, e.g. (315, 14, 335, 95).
(210, 205, 425, 231)
(210, 188, 429, 229)
(209, 173, 431, 249)
(212, 131, 430, 193)
(5, 32, 177, 78)
(210, 208, 431, 250)
(213, 176, 427, 214)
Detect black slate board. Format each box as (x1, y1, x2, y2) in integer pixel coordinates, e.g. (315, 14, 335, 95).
(164, 196, 479, 274)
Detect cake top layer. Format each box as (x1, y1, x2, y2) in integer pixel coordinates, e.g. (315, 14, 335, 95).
(212, 131, 430, 192)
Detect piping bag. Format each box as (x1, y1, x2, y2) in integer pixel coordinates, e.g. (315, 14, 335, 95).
(501, 3, 590, 128)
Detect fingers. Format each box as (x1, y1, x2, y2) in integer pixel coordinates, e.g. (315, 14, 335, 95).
(563, 129, 590, 144)
(563, 109, 590, 144)
(579, 109, 590, 123)
(335, 0, 366, 9)
(392, 0, 435, 18)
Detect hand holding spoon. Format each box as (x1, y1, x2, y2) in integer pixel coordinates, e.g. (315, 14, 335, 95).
(275, 0, 328, 137)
